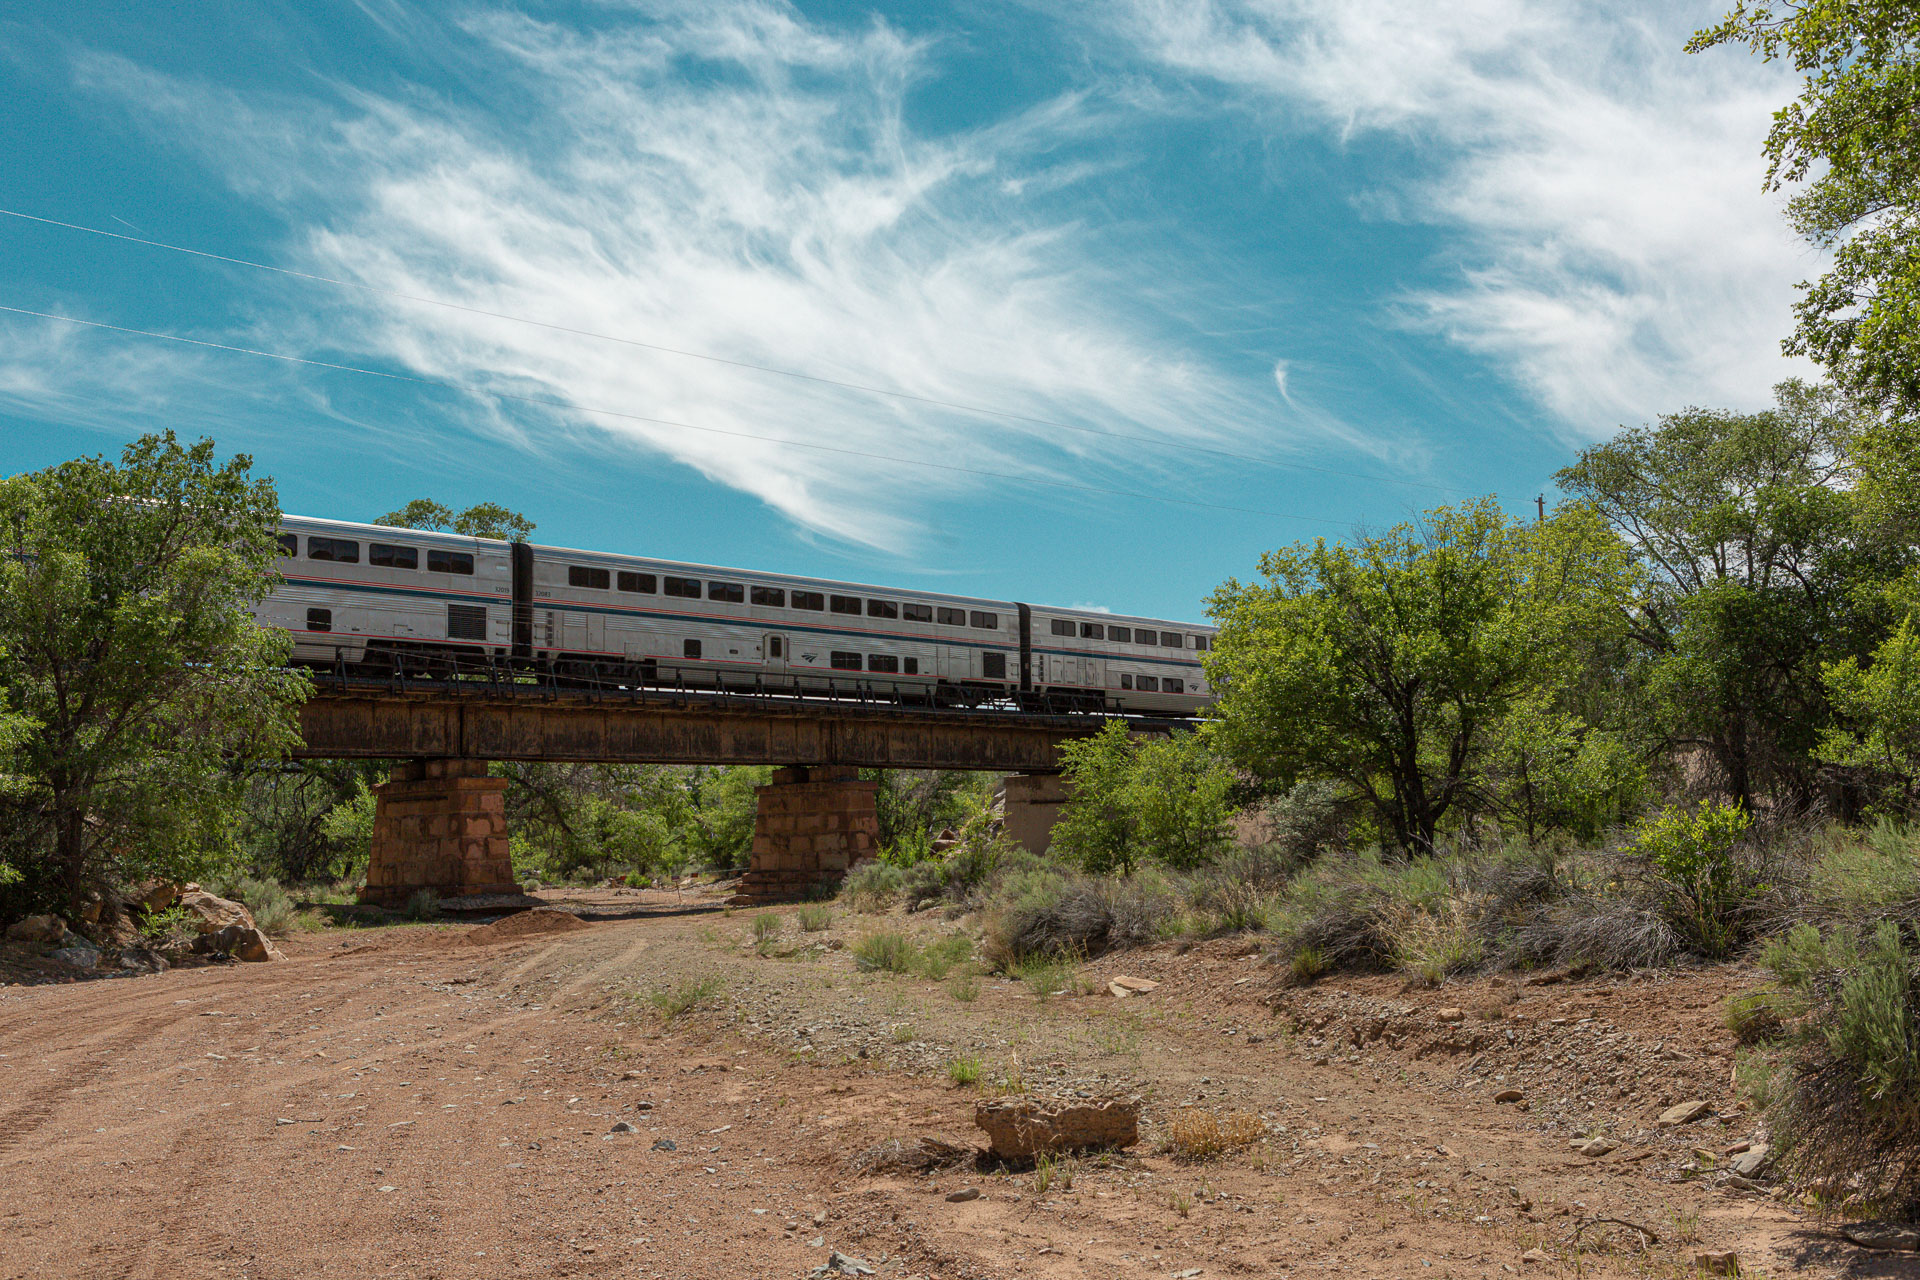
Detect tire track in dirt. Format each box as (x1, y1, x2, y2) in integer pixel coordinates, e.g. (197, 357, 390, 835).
(0, 1007, 182, 1160)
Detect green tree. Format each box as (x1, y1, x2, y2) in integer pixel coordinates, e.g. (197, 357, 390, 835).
(375, 499, 536, 541)
(1206, 499, 1635, 856)
(1691, 3, 1920, 412)
(0, 433, 309, 913)
(1050, 720, 1236, 875)
(1556, 380, 1902, 809)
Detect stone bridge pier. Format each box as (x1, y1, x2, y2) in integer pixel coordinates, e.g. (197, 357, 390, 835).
(730, 767, 880, 905)
(359, 759, 518, 907)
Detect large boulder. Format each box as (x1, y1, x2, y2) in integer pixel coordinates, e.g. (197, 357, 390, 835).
(5, 914, 68, 946)
(130, 880, 185, 914)
(974, 1096, 1139, 1162)
(192, 923, 282, 962)
(178, 891, 255, 934)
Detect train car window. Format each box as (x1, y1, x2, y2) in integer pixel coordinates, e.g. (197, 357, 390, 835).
(664, 576, 701, 598)
(1137, 632, 1160, 648)
(1120, 673, 1133, 690)
(1050, 619, 1075, 636)
(981, 653, 1007, 679)
(829, 595, 861, 615)
(768, 637, 784, 658)
(902, 603, 933, 622)
(370, 543, 418, 570)
(1108, 626, 1132, 643)
(1163, 678, 1184, 695)
(305, 607, 332, 632)
(1080, 622, 1105, 640)
(684, 639, 701, 659)
(867, 599, 898, 619)
(276, 533, 298, 557)
(867, 654, 899, 673)
(830, 651, 862, 670)
(937, 606, 966, 626)
(568, 565, 610, 589)
(307, 536, 359, 563)
(1138, 675, 1160, 692)
(904, 657, 919, 674)
(791, 590, 824, 610)
(751, 586, 785, 607)
(618, 571, 657, 594)
(970, 611, 999, 629)
(1161, 630, 1182, 647)
(447, 604, 487, 640)
(1192, 635, 1210, 650)
(709, 581, 745, 603)
(430, 549, 474, 575)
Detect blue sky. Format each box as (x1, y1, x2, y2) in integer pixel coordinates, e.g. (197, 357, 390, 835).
(0, 1, 1812, 621)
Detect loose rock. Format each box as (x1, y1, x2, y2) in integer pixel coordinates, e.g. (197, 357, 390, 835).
(1493, 1088, 1524, 1103)
(1108, 976, 1159, 998)
(811, 1252, 875, 1277)
(178, 891, 254, 934)
(1656, 1099, 1712, 1127)
(945, 1187, 981, 1202)
(975, 1096, 1139, 1161)
(1693, 1250, 1740, 1275)
(607, 1121, 638, 1135)
(1437, 1007, 1466, 1023)
(1842, 1221, 1920, 1251)
(651, 1138, 677, 1152)
(1569, 1137, 1616, 1157)
(1729, 1145, 1770, 1178)
(5, 914, 67, 945)
(1521, 1248, 1550, 1264)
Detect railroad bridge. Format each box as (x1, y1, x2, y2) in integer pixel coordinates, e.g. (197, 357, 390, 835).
(298, 673, 1183, 906)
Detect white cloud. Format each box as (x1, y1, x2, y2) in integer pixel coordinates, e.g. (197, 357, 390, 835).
(63, 3, 1335, 549)
(1115, 0, 1818, 434)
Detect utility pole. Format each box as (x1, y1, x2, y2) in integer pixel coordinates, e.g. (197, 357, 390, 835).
(1535, 494, 1545, 524)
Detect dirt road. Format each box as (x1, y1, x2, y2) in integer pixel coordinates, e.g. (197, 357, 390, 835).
(0, 897, 1869, 1279)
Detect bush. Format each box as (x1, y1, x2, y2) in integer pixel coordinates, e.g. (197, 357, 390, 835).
(852, 929, 919, 974)
(840, 861, 905, 913)
(796, 903, 833, 932)
(1629, 799, 1757, 959)
(1762, 918, 1920, 1218)
(981, 867, 1175, 969)
(901, 828, 1039, 912)
(218, 874, 298, 938)
(1050, 722, 1235, 874)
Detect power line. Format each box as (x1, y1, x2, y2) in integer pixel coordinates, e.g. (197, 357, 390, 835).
(0, 302, 1395, 527)
(0, 205, 1479, 496)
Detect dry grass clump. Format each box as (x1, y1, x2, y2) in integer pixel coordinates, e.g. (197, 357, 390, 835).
(982, 868, 1174, 969)
(840, 862, 905, 913)
(1165, 1109, 1265, 1160)
(796, 903, 833, 932)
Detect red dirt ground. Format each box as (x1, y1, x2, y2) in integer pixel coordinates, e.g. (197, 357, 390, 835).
(0, 896, 1900, 1279)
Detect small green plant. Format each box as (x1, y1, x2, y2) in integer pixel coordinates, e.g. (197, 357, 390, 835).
(137, 903, 197, 947)
(646, 975, 725, 1019)
(947, 972, 981, 1002)
(915, 932, 974, 980)
(1288, 945, 1330, 984)
(947, 1055, 982, 1087)
(891, 1023, 916, 1044)
(1015, 953, 1080, 1002)
(1034, 1153, 1075, 1193)
(797, 903, 833, 932)
(1724, 988, 1798, 1045)
(1170, 1191, 1193, 1218)
(752, 912, 782, 943)
(852, 930, 919, 974)
(403, 888, 441, 921)
(1732, 1046, 1781, 1111)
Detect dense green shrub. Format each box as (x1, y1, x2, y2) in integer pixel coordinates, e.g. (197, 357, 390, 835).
(1629, 800, 1758, 958)
(980, 866, 1174, 969)
(840, 861, 906, 913)
(1050, 722, 1234, 874)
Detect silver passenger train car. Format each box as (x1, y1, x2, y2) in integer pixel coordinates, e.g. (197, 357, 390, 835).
(259, 514, 1215, 715)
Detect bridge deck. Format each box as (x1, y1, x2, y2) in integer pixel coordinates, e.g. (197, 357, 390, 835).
(296, 673, 1192, 770)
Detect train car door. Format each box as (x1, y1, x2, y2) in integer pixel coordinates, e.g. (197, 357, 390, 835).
(763, 633, 789, 672)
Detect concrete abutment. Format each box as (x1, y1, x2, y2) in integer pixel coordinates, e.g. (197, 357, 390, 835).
(1001, 772, 1072, 856)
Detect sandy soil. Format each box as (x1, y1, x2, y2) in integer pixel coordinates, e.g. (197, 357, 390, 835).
(1, 891, 1908, 1280)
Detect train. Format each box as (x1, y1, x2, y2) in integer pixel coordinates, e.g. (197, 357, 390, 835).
(259, 513, 1215, 715)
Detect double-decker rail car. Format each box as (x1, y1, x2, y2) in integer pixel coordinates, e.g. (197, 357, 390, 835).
(261, 515, 1215, 716)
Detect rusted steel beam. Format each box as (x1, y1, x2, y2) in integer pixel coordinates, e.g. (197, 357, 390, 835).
(292, 687, 1158, 770)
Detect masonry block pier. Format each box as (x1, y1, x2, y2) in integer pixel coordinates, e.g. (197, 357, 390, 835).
(1001, 772, 1072, 856)
(730, 767, 881, 905)
(360, 759, 519, 907)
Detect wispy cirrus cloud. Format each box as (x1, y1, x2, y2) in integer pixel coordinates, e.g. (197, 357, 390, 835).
(60, 2, 1344, 549)
(1112, 0, 1817, 435)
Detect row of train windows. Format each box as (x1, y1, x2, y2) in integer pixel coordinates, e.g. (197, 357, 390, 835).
(1049, 618, 1208, 649)
(565, 565, 998, 628)
(1118, 674, 1185, 694)
(305, 604, 487, 640)
(288, 534, 474, 575)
